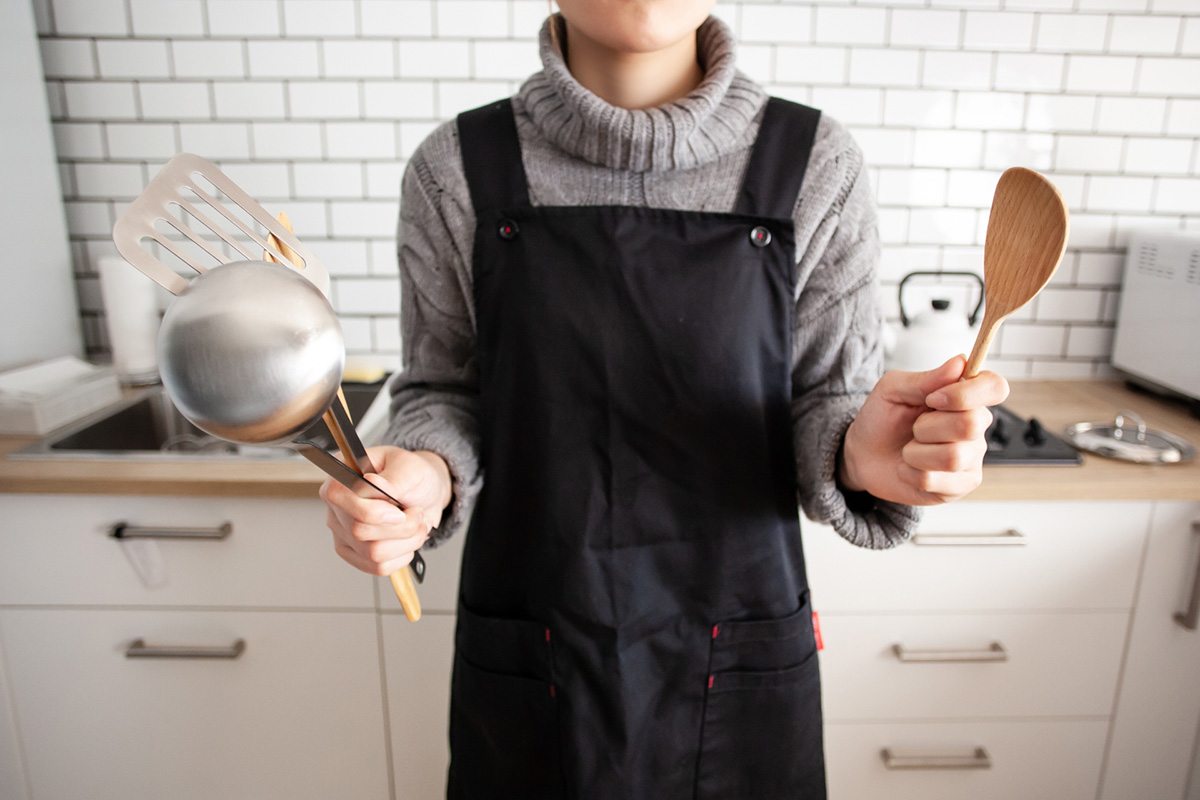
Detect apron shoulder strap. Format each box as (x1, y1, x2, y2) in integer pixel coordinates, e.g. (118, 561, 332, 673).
(734, 97, 823, 220)
(457, 98, 531, 212)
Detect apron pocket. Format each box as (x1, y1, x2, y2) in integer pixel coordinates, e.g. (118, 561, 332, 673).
(448, 605, 565, 800)
(696, 594, 826, 800)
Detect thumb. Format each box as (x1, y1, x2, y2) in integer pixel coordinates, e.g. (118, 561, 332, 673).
(884, 355, 966, 407)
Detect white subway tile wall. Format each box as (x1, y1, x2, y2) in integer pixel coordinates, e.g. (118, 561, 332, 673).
(36, 0, 1200, 377)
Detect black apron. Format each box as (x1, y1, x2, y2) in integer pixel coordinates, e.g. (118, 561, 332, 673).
(448, 97, 826, 800)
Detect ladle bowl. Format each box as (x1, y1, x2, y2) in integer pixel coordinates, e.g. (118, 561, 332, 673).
(157, 260, 345, 445)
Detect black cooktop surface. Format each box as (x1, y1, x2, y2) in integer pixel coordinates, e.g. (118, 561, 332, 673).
(983, 404, 1083, 466)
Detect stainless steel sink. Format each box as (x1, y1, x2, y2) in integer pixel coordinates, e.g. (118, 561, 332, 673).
(12, 380, 389, 461)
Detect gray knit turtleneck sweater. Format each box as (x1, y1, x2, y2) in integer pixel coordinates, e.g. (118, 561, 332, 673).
(385, 16, 921, 550)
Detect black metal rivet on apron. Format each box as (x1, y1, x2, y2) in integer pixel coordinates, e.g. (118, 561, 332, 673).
(452, 96, 827, 800)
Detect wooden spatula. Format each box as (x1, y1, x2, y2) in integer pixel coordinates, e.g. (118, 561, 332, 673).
(964, 167, 1070, 379)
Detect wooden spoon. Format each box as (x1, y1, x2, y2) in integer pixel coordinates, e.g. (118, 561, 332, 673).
(964, 167, 1070, 379)
(265, 212, 422, 622)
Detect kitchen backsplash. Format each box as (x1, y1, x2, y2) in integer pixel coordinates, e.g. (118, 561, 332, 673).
(31, 0, 1200, 379)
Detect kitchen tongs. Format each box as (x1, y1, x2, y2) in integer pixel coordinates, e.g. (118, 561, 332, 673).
(112, 152, 330, 298)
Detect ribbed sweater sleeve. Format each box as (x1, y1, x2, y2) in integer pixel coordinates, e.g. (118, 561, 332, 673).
(787, 128, 923, 549)
(384, 137, 482, 546)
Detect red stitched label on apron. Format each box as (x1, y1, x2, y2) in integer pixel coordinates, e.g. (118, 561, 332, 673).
(812, 611, 824, 651)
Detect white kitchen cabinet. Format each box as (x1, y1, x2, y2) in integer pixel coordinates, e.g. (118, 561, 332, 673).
(0, 493, 387, 800)
(1100, 501, 1200, 800)
(806, 500, 1153, 800)
(0, 608, 389, 800)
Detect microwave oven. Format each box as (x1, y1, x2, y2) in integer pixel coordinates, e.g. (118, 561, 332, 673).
(1111, 231, 1200, 406)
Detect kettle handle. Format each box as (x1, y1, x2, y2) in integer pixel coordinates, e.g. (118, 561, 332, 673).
(898, 271, 986, 327)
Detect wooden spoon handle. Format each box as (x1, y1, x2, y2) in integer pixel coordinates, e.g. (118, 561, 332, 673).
(266, 212, 422, 622)
(390, 569, 422, 622)
(964, 316, 1001, 380)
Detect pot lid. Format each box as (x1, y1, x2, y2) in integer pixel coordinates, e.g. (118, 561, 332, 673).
(1063, 411, 1197, 464)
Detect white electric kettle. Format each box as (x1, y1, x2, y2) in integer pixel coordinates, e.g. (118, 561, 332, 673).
(883, 271, 984, 372)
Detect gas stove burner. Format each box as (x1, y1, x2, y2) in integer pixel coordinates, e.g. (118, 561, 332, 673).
(983, 405, 1083, 466)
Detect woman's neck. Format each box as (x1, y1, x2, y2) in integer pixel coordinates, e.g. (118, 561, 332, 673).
(561, 20, 703, 110)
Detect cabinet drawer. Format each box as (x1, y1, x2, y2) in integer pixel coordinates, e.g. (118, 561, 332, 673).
(0, 495, 373, 608)
(818, 611, 1128, 721)
(0, 607, 389, 800)
(825, 719, 1109, 800)
(804, 501, 1151, 612)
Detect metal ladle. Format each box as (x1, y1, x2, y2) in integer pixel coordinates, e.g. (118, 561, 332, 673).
(157, 259, 425, 620)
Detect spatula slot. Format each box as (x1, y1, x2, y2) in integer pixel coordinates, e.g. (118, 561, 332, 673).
(112, 152, 330, 298)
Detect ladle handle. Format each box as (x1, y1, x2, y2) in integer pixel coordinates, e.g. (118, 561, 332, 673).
(323, 401, 424, 623)
(268, 213, 422, 622)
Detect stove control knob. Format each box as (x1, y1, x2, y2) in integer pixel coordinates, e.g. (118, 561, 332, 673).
(989, 416, 1010, 448)
(1024, 418, 1047, 446)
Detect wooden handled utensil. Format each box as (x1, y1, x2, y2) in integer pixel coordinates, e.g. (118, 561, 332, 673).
(266, 214, 422, 622)
(965, 167, 1070, 379)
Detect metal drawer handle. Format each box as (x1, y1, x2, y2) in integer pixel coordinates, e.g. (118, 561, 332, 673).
(882, 747, 992, 771)
(893, 642, 1007, 663)
(911, 529, 1025, 547)
(125, 638, 246, 659)
(110, 521, 232, 540)
(1175, 522, 1200, 632)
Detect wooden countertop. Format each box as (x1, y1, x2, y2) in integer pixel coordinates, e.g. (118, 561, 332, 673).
(1, 380, 1198, 501)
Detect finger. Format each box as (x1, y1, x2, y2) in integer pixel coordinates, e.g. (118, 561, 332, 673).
(903, 439, 988, 473)
(898, 462, 983, 502)
(323, 477, 408, 527)
(912, 407, 993, 444)
(881, 356, 967, 407)
(926, 371, 1010, 411)
(333, 538, 414, 577)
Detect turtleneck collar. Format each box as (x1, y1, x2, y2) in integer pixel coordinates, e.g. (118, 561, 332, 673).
(515, 14, 767, 173)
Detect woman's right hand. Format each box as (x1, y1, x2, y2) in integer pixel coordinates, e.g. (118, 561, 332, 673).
(318, 446, 452, 576)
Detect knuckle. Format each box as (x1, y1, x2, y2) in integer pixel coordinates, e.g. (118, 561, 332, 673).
(364, 539, 397, 563)
(916, 470, 939, 493)
(348, 521, 375, 542)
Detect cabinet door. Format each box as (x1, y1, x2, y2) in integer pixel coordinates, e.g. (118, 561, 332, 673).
(1, 608, 389, 800)
(1101, 501, 1200, 800)
(381, 614, 456, 799)
(0, 619, 30, 800)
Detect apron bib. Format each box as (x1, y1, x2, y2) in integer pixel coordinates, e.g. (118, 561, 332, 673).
(447, 97, 825, 800)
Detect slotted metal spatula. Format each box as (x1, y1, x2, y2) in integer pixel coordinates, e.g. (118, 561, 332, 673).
(112, 152, 330, 298)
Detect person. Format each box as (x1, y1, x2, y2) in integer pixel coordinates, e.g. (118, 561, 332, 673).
(319, 2, 1009, 797)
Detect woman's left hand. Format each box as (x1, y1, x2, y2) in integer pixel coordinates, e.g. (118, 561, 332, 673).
(838, 355, 1010, 506)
